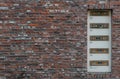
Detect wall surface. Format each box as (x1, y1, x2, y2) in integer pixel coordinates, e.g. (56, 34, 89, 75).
(0, 0, 120, 79)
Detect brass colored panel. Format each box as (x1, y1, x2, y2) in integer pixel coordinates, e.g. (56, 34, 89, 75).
(90, 61, 109, 66)
(90, 23, 109, 29)
(90, 10, 109, 16)
(90, 36, 109, 41)
(90, 48, 109, 54)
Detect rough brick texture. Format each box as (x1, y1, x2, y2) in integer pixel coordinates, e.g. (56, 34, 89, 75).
(0, 0, 120, 79)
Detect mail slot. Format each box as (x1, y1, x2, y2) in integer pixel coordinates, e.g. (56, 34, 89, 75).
(90, 10, 109, 16)
(90, 61, 109, 66)
(90, 36, 109, 41)
(90, 23, 109, 29)
(90, 48, 109, 54)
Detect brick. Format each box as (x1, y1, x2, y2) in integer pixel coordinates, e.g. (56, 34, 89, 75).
(0, 0, 119, 79)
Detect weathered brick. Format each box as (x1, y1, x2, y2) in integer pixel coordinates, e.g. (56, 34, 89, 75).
(0, 0, 120, 79)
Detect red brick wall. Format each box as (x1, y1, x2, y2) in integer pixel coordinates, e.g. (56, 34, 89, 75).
(0, 0, 120, 79)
